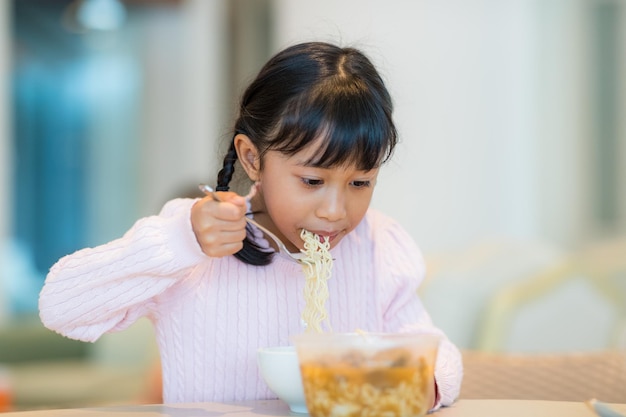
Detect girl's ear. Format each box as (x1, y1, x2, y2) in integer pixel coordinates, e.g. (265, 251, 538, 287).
(234, 134, 261, 181)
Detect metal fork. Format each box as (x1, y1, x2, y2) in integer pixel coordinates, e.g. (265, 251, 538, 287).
(586, 399, 626, 417)
(198, 184, 303, 264)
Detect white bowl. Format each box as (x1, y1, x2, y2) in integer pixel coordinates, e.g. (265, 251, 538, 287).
(257, 345, 306, 414)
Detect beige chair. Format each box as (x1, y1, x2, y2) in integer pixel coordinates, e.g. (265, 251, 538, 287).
(475, 237, 626, 352)
(459, 238, 626, 403)
(460, 349, 626, 402)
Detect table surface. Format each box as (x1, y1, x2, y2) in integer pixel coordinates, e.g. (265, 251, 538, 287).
(4, 399, 626, 417)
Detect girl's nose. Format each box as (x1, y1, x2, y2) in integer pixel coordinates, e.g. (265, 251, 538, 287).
(315, 189, 347, 222)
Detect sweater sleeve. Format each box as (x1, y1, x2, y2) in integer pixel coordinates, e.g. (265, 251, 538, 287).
(39, 198, 206, 342)
(374, 213, 463, 409)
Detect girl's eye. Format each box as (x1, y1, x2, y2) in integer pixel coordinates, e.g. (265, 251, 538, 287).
(351, 180, 371, 188)
(302, 178, 323, 187)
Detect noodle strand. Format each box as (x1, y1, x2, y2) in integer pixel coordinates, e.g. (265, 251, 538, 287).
(300, 229, 333, 333)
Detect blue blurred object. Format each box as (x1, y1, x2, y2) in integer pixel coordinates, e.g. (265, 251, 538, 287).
(0, 240, 42, 316)
(77, 0, 127, 31)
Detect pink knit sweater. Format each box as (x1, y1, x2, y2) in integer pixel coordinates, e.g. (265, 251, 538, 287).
(39, 198, 463, 407)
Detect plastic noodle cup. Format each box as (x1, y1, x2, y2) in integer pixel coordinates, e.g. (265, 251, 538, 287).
(290, 332, 441, 417)
(257, 345, 307, 413)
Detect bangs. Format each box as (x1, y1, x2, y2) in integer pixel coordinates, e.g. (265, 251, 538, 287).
(266, 77, 397, 170)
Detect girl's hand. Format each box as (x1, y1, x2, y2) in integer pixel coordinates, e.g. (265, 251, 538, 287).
(191, 192, 248, 258)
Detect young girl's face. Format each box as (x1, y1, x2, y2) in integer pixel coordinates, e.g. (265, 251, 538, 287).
(257, 141, 379, 253)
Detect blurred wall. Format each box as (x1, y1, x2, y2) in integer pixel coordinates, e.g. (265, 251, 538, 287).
(87, 0, 229, 244)
(270, 0, 625, 254)
(0, 1, 11, 323)
(135, 0, 228, 218)
(0, 1, 10, 241)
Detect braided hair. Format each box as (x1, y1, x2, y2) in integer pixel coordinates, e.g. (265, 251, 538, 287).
(216, 41, 398, 266)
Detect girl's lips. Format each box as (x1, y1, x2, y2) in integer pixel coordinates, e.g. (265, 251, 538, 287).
(309, 230, 340, 243)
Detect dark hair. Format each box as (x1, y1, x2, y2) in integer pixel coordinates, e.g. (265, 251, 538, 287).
(216, 41, 398, 265)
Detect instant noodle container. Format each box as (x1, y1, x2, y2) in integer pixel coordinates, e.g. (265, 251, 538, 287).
(290, 332, 440, 417)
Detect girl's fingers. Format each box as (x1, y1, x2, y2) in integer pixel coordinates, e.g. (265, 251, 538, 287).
(200, 240, 245, 259)
(213, 191, 247, 210)
(197, 226, 247, 257)
(199, 193, 247, 222)
(191, 197, 248, 257)
(199, 225, 247, 246)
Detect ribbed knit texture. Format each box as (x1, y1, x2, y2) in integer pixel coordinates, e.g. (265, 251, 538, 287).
(39, 198, 463, 407)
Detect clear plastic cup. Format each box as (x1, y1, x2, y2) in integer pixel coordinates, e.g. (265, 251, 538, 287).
(291, 332, 440, 417)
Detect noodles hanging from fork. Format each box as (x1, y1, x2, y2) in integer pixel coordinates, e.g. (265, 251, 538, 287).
(300, 229, 333, 333)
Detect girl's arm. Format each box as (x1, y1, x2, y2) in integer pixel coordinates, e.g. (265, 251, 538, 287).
(39, 198, 207, 342)
(375, 214, 463, 409)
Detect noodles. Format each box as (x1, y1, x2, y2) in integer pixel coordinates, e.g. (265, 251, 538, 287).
(300, 351, 433, 417)
(291, 333, 440, 417)
(300, 229, 333, 333)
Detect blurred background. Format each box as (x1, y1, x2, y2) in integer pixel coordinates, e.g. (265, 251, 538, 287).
(0, 0, 625, 411)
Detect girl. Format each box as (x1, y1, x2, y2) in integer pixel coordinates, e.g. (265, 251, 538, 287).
(39, 41, 463, 409)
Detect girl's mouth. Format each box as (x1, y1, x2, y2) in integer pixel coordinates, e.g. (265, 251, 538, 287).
(308, 230, 340, 244)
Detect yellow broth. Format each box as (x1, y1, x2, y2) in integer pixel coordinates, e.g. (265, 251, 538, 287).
(300, 350, 433, 417)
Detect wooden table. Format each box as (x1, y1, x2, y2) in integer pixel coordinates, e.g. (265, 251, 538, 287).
(3, 399, 625, 416)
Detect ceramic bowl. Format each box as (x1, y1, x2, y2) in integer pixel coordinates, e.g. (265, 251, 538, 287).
(257, 345, 306, 414)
